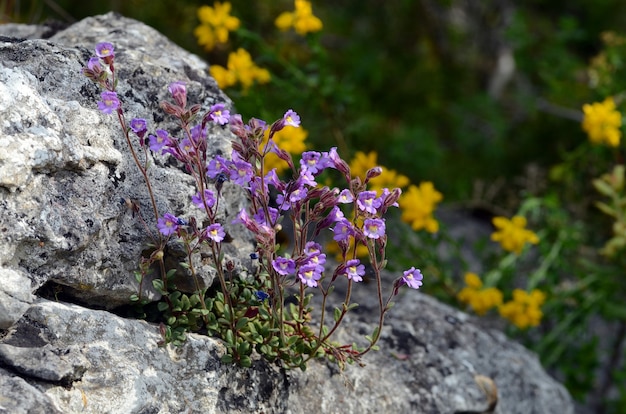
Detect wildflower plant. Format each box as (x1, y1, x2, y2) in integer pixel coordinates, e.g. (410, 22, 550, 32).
(83, 42, 421, 369)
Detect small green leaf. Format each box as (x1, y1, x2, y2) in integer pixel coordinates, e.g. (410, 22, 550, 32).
(235, 317, 249, 331)
(157, 301, 169, 312)
(130, 294, 140, 302)
(221, 354, 234, 364)
(225, 329, 235, 345)
(152, 279, 164, 292)
(334, 307, 342, 322)
(240, 355, 252, 367)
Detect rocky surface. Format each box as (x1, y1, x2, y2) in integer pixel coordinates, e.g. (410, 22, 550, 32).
(0, 13, 573, 414)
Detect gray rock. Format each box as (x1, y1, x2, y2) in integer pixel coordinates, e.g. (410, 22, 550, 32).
(0, 13, 252, 311)
(0, 12, 574, 414)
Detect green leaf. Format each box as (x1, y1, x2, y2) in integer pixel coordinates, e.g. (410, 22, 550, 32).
(333, 307, 342, 322)
(167, 316, 176, 325)
(130, 294, 140, 302)
(239, 355, 252, 368)
(235, 317, 249, 331)
(238, 341, 251, 355)
(221, 354, 234, 364)
(157, 301, 169, 312)
(134, 271, 143, 283)
(152, 279, 164, 292)
(225, 329, 235, 345)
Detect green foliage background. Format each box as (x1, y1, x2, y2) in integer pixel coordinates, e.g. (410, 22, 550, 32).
(8, 0, 626, 199)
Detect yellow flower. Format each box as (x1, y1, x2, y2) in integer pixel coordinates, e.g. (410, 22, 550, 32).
(325, 238, 369, 262)
(209, 65, 236, 89)
(210, 48, 271, 91)
(275, 0, 323, 35)
(499, 289, 546, 329)
(582, 97, 622, 147)
(348, 151, 410, 193)
(260, 126, 308, 174)
(457, 272, 503, 316)
(194, 2, 241, 51)
(399, 182, 443, 233)
(490, 215, 539, 255)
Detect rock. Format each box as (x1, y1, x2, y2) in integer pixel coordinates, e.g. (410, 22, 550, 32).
(0, 12, 252, 311)
(0, 12, 574, 414)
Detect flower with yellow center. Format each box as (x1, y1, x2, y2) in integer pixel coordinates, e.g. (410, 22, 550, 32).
(194, 2, 241, 51)
(399, 182, 443, 233)
(582, 97, 622, 147)
(490, 215, 539, 255)
(275, 0, 323, 35)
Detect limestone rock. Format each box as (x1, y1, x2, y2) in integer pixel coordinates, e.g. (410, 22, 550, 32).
(0, 13, 252, 311)
(0, 13, 574, 414)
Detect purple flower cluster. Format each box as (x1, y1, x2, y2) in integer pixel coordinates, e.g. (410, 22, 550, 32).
(84, 41, 424, 369)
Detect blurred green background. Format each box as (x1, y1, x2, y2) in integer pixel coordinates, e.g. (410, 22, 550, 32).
(6, 0, 626, 201)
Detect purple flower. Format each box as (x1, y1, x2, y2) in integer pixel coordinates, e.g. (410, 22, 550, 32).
(276, 184, 308, 210)
(344, 259, 365, 282)
(190, 124, 207, 145)
(357, 191, 382, 214)
(148, 129, 172, 153)
(283, 109, 300, 127)
(97, 91, 120, 114)
(157, 213, 180, 236)
(209, 103, 230, 125)
(207, 155, 231, 178)
(130, 118, 147, 138)
(95, 42, 115, 61)
(168, 81, 187, 108)
(304, 241, 326, 272)
(298, 170, 317, 187)
(192, 189, 216, 209)
(229, 151, 253, 186)
(87, 57, 102, 72)
(300, 151, 331, 175)
(402, 267, 423, 289)
(264, 169, 284, 192)
(179, 138, 196, 156)
(204, 223, 225, 242)
(298, 264, 321, 288)
(363, 218, 386, 239)
(253, 207, 279, 227)
(272, 257, 296, 276)
(332, 219, 354, 242)
(337, 189, 354, 204)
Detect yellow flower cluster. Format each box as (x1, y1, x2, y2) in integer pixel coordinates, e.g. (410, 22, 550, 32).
(194, 2, 240, 51)
(490, 216, 539, 255)
(275, 0, 323, 35)
(399, 182, 443, 233)
(349, 151, 410, 194)
(457, 273, 503, 316)
(210, 48, 271, 91)
(261, 126, 308, 174)
(498, 289, 546, 329)
(582, 97, 622, 147)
